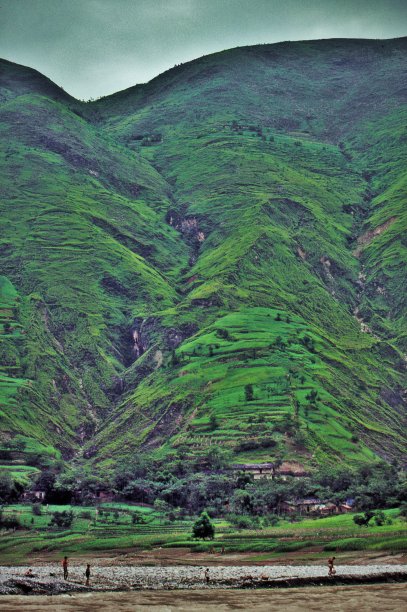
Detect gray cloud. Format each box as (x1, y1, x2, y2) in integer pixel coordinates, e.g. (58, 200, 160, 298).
(0, 0, 406, 99)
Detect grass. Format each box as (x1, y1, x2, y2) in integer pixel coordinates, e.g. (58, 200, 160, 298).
(0, 39, 406, 475)
(0, 504, 405, 564)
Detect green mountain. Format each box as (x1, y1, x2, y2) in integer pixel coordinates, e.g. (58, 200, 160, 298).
(0, 38, 406, 481)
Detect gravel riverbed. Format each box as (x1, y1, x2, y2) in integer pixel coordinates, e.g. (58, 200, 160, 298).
(0, 564, 406, 594)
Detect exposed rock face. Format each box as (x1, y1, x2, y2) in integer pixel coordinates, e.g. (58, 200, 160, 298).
(353, 217, 397, 257)
(297, 246, 307, 260)
(129, 318, 149, 360)
(166, 211, 205, 245)
(380, 387, 407, 417)
(132, 327, 144, 358)
(166, 328, 185, 349)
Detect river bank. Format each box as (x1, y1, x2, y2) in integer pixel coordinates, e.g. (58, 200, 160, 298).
(0, 563, 406, 595)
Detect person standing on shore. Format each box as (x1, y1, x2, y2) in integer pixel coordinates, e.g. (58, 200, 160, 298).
(328, 556, 336, 576)
(204, 568, 210, 585)
(62, 556, 69, 581)
(85, 563, 91, 586)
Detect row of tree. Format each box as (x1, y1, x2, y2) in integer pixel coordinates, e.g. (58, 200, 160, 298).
(6, 451, 403, 517)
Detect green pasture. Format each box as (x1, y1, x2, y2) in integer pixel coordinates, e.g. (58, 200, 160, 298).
(0, 504, 405, 564)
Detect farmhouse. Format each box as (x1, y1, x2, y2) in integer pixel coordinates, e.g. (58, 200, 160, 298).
(280, 498, 351, 516)
(232, 461, 310, 480)
(22, 489, 46, 502)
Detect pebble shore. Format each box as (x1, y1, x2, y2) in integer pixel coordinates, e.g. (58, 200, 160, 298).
(0, 564, 406, 595)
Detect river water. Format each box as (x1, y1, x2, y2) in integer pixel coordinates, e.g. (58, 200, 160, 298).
(1, 584, 406, 611)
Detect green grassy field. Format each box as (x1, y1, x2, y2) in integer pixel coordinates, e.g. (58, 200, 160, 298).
(0, 504, 405, 564)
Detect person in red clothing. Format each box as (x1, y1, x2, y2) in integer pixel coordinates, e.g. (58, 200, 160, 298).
(62, 556, 69, 580)
(328, 556, 336, 576)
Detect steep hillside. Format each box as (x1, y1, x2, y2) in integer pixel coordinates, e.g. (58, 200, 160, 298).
(0, 39, 406, 482)
(0, 63, 189, 461)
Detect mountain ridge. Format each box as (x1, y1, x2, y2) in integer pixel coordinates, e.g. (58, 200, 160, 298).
(0, 38, 406, 489)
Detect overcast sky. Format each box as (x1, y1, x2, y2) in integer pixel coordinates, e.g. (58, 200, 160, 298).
(0, 0, 406, 100)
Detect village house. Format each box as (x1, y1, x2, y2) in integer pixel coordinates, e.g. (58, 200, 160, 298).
(71, 488, 116, 504)
(231, 461, 310, 480)
(94, 489, 115, 502)
(339, 501, 354, 513)
(21, 489, 46, 502)
(280, 498, 345, 516)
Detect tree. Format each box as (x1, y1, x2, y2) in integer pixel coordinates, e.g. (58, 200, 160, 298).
(49, 510, 74, 529)
(170, 350, 180, 366)
(0, 508, 20, 529)
(271, 458, 283, 480)
(154, 498, 171, 518)
(204, 446, 232, 470)
(192, 511, 215, 539)
(373, 510, 386, 526)
(0, 471, 15, 503)
(209, 414, 219, 430)
(216, 328, 230, 339)
(398, 502, 407, 520)
(353, 510, 375, 527)
(132, 512, 146, 525)
(32, 503, 42, 516)
(245, 384, 254, 402)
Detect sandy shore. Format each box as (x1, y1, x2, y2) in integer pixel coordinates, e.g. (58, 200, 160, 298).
(1, 584, 406, 611)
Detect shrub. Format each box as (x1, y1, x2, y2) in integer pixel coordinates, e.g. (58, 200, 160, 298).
(244, 384, 254, 402)
(0, 509, 20, 529)
(192, 511, 215, 540)
(132, 512, 146, 524)
(353, 510, 375, 527)
(216, 328, 230, 339)
(49, 510, 74, 529)
(373, 510, 386, 526)
(32, 503, 42, 516)
(399, 503, 407, 519)
(229, 514, 260, 529)
(324, 538, 368, 551)
(263, 514, 279, 527)
(209, 414, 219, 430)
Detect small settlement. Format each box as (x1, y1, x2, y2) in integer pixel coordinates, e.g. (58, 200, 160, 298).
(20, 461, 354, 517)
(231, 461, 354, 516)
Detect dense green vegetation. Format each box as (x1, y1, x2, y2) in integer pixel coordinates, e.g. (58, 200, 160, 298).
(0, 501, 405, 564)
(0, 38, 406, 500)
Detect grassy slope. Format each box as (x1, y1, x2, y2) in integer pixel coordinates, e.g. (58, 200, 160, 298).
(0, 81, 188, 460)
(89, 39, 406, 468)
(0, 38, 406, 476)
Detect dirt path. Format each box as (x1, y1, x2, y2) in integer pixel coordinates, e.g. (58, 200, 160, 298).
(1, 584, 406, 611)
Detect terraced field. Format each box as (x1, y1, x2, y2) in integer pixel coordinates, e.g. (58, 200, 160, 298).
(0, 38, 406, 479)
(0, 504, 405, 564)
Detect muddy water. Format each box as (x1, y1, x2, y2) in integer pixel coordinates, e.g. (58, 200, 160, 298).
(1, 584, 406, 611)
